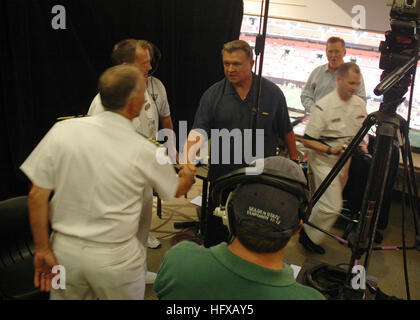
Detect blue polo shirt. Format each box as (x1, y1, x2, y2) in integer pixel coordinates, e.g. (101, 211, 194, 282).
(193, 75, 293, 181)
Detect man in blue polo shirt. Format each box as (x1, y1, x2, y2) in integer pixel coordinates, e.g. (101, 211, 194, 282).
(185, 40, 298, 246)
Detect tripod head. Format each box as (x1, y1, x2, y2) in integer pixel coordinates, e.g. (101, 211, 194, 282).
(375, 0, 420, 115)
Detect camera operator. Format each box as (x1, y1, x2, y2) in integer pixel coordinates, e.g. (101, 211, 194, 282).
(154, 157, 325, 300)
(300, 62, 368, 254)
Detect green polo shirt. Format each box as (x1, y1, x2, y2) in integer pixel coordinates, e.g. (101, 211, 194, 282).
(154, 241, 325, 300)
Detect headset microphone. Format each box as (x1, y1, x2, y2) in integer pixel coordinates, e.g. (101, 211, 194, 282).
(148, 42, 162, 77)
(211, 157, 311, 239)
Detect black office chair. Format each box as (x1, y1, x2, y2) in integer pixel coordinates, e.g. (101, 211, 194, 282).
(0, 196, 49, 300)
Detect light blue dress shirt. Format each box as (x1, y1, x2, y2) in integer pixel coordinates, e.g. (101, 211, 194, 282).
(300, 64, 366, 114)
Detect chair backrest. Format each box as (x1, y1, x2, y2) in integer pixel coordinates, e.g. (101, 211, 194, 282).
(0, 196, 48, 299)
(0, 196, 34, 267)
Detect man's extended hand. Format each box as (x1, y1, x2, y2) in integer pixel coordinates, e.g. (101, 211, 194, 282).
(178, 164, 196, 180)
(34, 249, 59, 292)
(330, 145, 345, 155)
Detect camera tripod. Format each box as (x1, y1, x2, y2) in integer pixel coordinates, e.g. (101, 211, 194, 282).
(304, 71, 420, 300)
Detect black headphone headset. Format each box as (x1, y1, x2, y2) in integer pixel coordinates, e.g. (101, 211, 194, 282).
(211, 167, 311, 238)
(147, 41, 162, 77)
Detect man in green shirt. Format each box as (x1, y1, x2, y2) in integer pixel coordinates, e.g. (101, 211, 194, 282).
(154, 157, 325, 300)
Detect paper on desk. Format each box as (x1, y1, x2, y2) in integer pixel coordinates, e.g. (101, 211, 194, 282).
(190, 196, 202, 207)
(289, 264, 302, 279)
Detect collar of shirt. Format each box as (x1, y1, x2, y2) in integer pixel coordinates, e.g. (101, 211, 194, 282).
(330, 89, 362, 108)
(224, 74, 256, 101)
(97, 110, 136, 131)
(210, 242, 296, 286)
(321, 63, 337, 76)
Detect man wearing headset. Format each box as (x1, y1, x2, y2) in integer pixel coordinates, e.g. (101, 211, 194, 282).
(87, 39, 177, 283)
(154, 157, 324, 300)
(88, 39, 177, 162)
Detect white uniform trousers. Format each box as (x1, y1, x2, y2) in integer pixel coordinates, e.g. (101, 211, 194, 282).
(136, 186, 154, 246)
(136, 186, 153, 279)
(304, 160, 350, 244)
(50, 232, 146, 300)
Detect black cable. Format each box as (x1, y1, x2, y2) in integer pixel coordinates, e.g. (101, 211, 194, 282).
(149, 76, 159, 112)
(400, 133, 411, 300)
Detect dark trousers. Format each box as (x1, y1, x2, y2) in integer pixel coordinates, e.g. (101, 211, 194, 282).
(203, 183, 231, 248)
(343, 140, 399, 231)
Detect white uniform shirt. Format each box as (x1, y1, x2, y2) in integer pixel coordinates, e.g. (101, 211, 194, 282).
(305, 89, 367, 166)
(87, 76, 171, 140)
(146, 76, 171, 118)
(20, 112, 179, 243)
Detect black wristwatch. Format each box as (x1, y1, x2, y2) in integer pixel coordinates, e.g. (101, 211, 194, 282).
(326, 147, 332, 155)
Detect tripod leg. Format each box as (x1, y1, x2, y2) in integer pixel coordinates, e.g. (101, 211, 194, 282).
(400, 122, 420, 238)
(311, 114, 374, 207)
(346, 112, 400, 283)
(398, 121, 416, 300)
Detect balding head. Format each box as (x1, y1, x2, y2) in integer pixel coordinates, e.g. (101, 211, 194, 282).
(111, 39, 154, 65)
(98, 65, 145, 112)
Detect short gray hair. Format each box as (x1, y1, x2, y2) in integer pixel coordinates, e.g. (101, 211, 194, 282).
(98, 65, 143, 111)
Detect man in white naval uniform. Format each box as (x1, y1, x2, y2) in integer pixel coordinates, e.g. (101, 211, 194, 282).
(20, 65, 195, 299)
(88, 39, 175, 282)
(300, 62, 368, 254)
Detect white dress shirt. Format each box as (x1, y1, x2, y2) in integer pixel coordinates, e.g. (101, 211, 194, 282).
(20, 111, 179, 243)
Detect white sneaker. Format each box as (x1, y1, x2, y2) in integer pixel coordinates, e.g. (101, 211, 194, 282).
(146, 271, 157, 284)
(147, 235, 161, 249)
